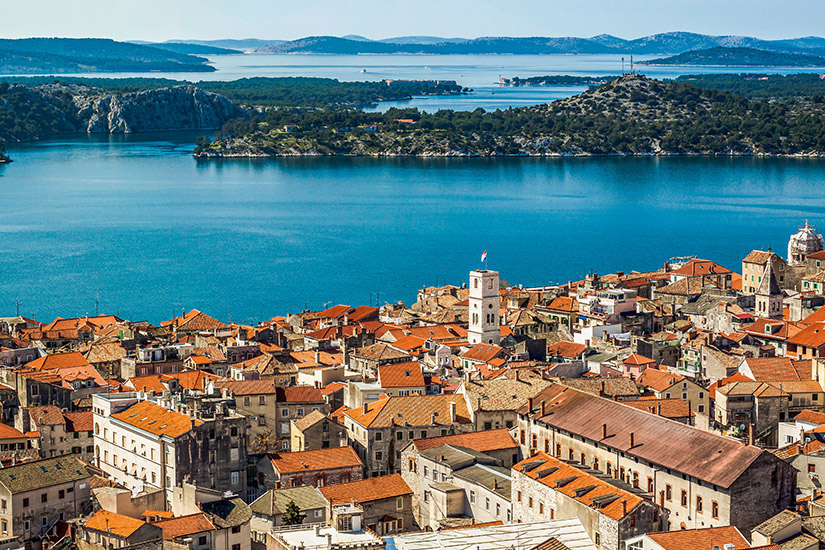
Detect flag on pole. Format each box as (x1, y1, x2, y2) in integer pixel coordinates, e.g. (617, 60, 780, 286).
(481, 250, 487, 263)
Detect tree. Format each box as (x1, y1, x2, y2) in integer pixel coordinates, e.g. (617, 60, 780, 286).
(282, 500, 305, 526)
(250, 429, 279, 454)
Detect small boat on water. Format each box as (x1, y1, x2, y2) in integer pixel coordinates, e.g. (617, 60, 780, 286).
(360, 69, 367, 73)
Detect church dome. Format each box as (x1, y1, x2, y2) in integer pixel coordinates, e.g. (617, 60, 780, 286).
(788, 220, 824, 266)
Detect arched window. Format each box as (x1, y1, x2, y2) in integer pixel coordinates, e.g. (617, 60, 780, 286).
(94, 423, 100, 435)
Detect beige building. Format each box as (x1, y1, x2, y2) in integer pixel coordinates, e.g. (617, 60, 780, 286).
(456, 376, 551, 430)
(636, 368, 710, 416)
(290, 410, 347, 452)
(18, 406, 94, 462)
(77, 509, 162, 550)
(743, 250, 789, 294)
(0, 455, 97, 549)
(517, 384, 796, 533)
(344, 394, 475, 477)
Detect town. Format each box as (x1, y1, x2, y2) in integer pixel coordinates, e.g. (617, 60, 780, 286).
(4, 223, 825, 550)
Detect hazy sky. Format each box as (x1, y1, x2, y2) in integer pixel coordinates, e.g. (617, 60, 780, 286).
(5, 0, 825, 41)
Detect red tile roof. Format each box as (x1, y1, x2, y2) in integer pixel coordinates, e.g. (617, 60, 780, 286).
(637, 369, 685, 393)
(378, 362, 425, 388)
(345, 394, 471, 428)
(155, 514, 215, 540)
(794, 409, 825, 424)
(789, 322, 825, 349)
(671, 258, 732, 276)
(623, 353, 655, 366)
(111, 400, 201, 438)
(63, 411, 93, 432)
(645, 526, 749, 550)
(84, 510, 147, 538)
(461, 343, 505, 363)
(0, 422, 28, 440)
(545, 296, 578, 313)
(319, 473, 411, 504)
(26, 352, 91, 371)
(546, 341, 586, 359)
(412, 428, 517, 453)
(269, 446, 363, 474)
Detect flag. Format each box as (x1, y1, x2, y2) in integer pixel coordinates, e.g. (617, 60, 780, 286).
(481, 250, 487, 263)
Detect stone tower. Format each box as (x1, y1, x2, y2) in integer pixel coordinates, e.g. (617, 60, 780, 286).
(468, 270, 501, 345)
(755, 261, 783, 319)
(788, 220, 824, 266)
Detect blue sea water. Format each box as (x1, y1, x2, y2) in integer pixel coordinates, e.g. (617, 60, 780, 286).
(1, 134, 824, 324)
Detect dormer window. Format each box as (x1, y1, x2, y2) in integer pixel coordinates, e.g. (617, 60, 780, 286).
(766, 325, 772, 334)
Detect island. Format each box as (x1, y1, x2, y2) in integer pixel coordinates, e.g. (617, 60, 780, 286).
(193, 74, 825, 158)
(0, 142, 9, 163)
(642, 46, 825, 67)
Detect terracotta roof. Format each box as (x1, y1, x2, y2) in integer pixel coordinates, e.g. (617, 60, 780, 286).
(320, 382, 346, 396)
(774, 437, 825, 460)
(622, 398, 692, 419)
(808, 250, 825, 260)
(26, 352, 91, 371)
(155, 514, 215, 540)
(214, 379, 279, 396)
(63, 411, 93, 432)
(269, 446, 362, 474)
(795, 410, 825, 424)
(521, 384, 768, 488)
(558, 378, 640, 398)
(278, 386, 325, 403)
(319, 473, 411, 504)
(162, 309, 228, 331)
(545, 296, 578, 313)
(708, 373, 754, 400)
(461, 343, 506, 363)
(637, 369, 685, 392)
(330, 405, 350, 424)
(345, 394, 471, 428)
(412, 428, 518, 453)
(742, 357, 811, 382)
(27, 405, 65, 426)
(743, 250, 782, 265)
(671, 258, 732, 276)
(514, 452, 646, 521)
(351, 343, 413, 362)
(623, 353, 655, 366)
(789, 322, 825, 349)
(645, 526, 749, 550)
(390, 335, 428, 353)
(717, 381, 788, 398)
(111, 400, 201, 438)
(546, 341, 585, 359)
(349, 306, 379, 322)
(0, 422, 27, 440)
(188, 355, 212, 365)
(378, 362, 425, 388)
(316, 305, 353, 319)
(84, 510, 146, 538)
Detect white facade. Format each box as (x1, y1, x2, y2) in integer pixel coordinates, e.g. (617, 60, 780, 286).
(468, 270, 501, 346)
(788, 221, 825, 266)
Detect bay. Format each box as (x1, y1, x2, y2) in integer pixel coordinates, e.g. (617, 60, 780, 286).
(1, 133, 823, 324)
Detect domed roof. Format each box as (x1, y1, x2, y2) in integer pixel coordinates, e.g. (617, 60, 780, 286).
(788, 220, 824, 265)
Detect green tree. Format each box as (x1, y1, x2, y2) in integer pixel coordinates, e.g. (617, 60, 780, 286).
(282, 500, 305, 526)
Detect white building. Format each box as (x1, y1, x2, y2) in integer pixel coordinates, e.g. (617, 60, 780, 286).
(789, 221, 825, 266)
(468, 270, 501, 346)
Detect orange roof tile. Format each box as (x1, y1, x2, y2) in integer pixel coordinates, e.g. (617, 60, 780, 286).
(26, 352, 91, 371)
(622, 398, 692, 419)
(623, 353, 655, 366)
(637, 369, 685, 393)
(84, 510, 147, 538)
(671, 258, 732, 276)
(546, 341, 585, 359)
(269, 446, 363, 474)
(461, 343, 505, 363)
(378, 362, 425, 388)
(155, 514, 215, 540)
(345, 394, 471, 428)
(63, 411, 93, 432)
(795, 409, 825, 424)
(545, 296, 578, 313)
(789, 322, 825, 349)
(319, 473, 411, 504)
(412, 428, 518, 453)
(645, 526, 749, 550)
(0, 422, 28, 440)
(111, 401, 201, 438)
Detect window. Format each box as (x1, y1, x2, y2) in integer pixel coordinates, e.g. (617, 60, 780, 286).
(595, 533, 601, 546)
(231, 526, 241, 534)
(496, 503, 501, 517)
(23, 498, 29, 508)
(297, 408, 304, 416)
(1, 520, 6, 533)
(520, 430, 525, 444)
(568, 448, 574, 461)
(259, 395, 266, 405)
(666, 485, 672, 501)
(231, 471, 240, 485)
(698, 404, 705, 413)
(810, 464, 817, 473)
(648, 477, 654, 493)
(59, 489, 65, 499)
(629, 514, 637, 528)
(199, 536, 207, 546)
(470, 491, 476, 503)
(555, 443, 561, 456)
(696, 496, 703, 513)
(681, 490, 688, 507)
(539, 502, 543, 514)
(607, 462, 613, 476)
(375, 432, 383, 442)
(41, 493, 48, 503)
(423, 466, 428, 477)
(232, 545, 241, 550)
(396, 497, 404, 510)
(421, 431, 427, 439)
(712, 501, 719, 519)
(396, 432, 403, 441)
(408, 431, 414, 440)
(280, 409, 289, 417)
(243, 396, 251, 406)
(529, 497, 533, 508)
(375, 451, 383, 461)
(699, 392, 705, 399)
(24, 521, 29, 532)
(486, 497, 491, 511)
(517, 491, 522, 502)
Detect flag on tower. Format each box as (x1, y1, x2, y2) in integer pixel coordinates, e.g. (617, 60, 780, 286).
(481, 250, 487, 263)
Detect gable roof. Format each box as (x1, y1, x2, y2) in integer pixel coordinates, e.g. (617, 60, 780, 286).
(461, 378, 552, 412)
(111, 400, 200, 438)
(250, 486, 326, 516)
(162, 309, 228, 332)
(789, 322, 825, 349)
(84, 510, 147, 538)
(27, 405, 65, 426)
(622, 398, 692, 419)
(345, 394, 471, 428)
(293, 410, 330, 432)
(319, 473, 411, 504)
(155, 514, 215, 540)
(0, 456, 93, 494)
(645, 526, 749, 550)
(411, 428, 518, 454)
(546, 341, 585, 359)
(461, 343, 505, 363)
(795, 409, 825, 425)
(268, 446, 363, 475)
(623, 353, 654, 366)
(378, 362, 425, 388)
(514, 452, 645, 521)
(26, 352, 91, 371)
(741, 357, 811, 382)
(671, 258, 732, 276)
(521, 384, 769, 489)
(637, 369, 685, 392)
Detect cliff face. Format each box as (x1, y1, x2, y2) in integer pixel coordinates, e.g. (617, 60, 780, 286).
(77, 86, 247, 134)
(0, 84, 248, 141)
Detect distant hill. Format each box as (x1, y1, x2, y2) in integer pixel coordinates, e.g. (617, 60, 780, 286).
(139, 42, 242, 55)
(0, 38, 215, 74)
(250, 32, 825, 56)
(160, 38, 280, 51)
(643, 47, 825, 67)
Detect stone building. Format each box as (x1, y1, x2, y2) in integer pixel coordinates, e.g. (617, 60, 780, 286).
(743, 250, 790, 294)
(468, 270, 501, 346)
(512, 452, 667, 550)
(517, 384, 796, 533)
(249, 486, 327, 542)
(636, 369, 709, 416)
(0, 455, 97, 549)
(77, 509, 162, 550)
(455, 376, 551, 430)
(319, 474, 413, 536)
(290, 410, 347, 452)
(257, 446, 363, 490)
(343, 394, 474, 477)
(788, 221, 824, 267)
(18, 406, 94, 462)
(92, 393, 248, 504)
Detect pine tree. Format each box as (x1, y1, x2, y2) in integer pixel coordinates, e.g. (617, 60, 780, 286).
(282, 500, 305, 526)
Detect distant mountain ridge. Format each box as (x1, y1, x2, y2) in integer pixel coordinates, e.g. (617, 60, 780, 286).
(248, 31, 825, 55)
(643, 47, 825, 67)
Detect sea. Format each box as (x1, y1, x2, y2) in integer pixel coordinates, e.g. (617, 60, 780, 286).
(1, 54, 823, 323)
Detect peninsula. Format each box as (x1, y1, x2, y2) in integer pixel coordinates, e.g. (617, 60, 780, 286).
(643, 46, 825, 67)
(194, 74, 825, 158)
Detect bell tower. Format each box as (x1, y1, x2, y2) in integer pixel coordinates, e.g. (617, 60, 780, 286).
(468, 270, 501, 345)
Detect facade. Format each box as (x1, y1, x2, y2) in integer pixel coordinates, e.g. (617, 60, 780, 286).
(0, 455, 97, 550)
(755, 261, 784, 319)
(249, 486, 327, 543)
(77, 509, 162, 550)
(257, 446, 364, 490)
(290, 410, 347, 452)
(319, 474, 413, 536)
(18, 406, 94, 461)
(92, 393, 248, 505)
(456, 377, 551, 430)
(636, 369, 709, 416)
(788, 221, 825, 267)
(743, 250, 789, 294)
(517, 384, 797, 533)
(512, 452, 667, 550)
(468, 270, 501, 346)
(343, 394, 475, 477)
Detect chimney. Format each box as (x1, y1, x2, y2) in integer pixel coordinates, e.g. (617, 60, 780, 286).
(440, 454, 445, 461)
(362, 402, 369, 414)
(449, 401, 457, 423)
(657, 404, 662, 416)
(315, 350, 320, 364)
(629, 432, 635, 448)
(528, 397, 534, 412)
(600, 381, 605, 396)
(190, 418, 195, 430)
(748, 423, 755, 446)
(493, 479, 498, 490)
(431, 412, 438, 425)
(601, 423, 607, 440)
(621, 499, 627, 516)
(540, 400, 546, 416)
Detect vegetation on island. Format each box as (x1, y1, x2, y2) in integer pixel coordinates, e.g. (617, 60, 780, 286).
(0, 140, 9, 163)
(643, 47, 825, 67)
(674, 73, 825, 99)
(500, 75, 617, 86)
(195, 74, 825, 158)
(0, 38, 216, 74)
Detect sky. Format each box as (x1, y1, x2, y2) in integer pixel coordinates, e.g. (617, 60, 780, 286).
(4, 0, 825, 42)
